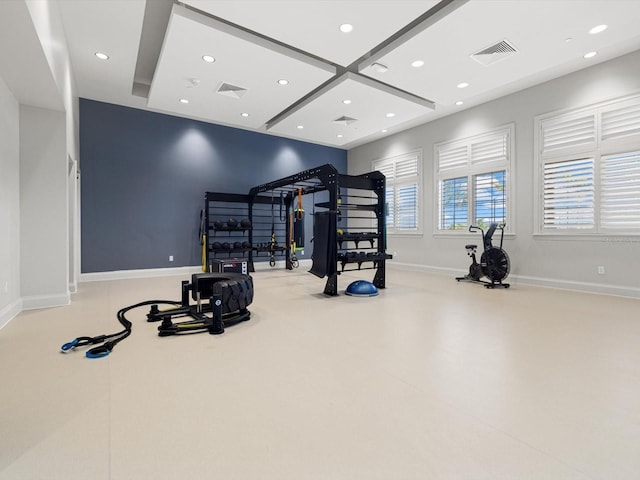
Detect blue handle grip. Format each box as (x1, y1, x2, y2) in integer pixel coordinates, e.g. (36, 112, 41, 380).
(60, 339, 79, 352)
(85, 344, 111, 358)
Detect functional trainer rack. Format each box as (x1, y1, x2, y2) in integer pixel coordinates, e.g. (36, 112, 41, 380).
(203, 164, 392, 295)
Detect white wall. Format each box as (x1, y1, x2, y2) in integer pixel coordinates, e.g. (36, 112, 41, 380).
(24, 0, 80, 293)
(20, 105, 69, 309)
(0, 76, 21, 328)
(348, 50, 640, 298)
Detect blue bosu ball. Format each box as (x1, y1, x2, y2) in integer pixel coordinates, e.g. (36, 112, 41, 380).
(345, 280, 378, 297)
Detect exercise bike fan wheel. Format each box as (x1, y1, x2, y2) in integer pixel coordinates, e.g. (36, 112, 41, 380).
(480, 247, 510, 285)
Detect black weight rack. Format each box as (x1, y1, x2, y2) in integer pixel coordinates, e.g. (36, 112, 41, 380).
(203, 193, 254, 272)
(203, 164, 392, 295)
(249, 164, 392, 295)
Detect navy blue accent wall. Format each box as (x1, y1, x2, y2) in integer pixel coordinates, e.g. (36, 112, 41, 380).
(80, 99, 347, 273)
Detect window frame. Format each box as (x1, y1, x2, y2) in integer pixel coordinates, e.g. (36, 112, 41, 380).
(534, 93, 640, 236)
(433, 124, 515, 235)
(372, 149, 423, 236)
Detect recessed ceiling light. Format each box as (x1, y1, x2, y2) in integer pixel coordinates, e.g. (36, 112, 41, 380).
(340, 23, 353, 33)
(278, 79, 289, 86)
(179, 98, 189, 104)
(457, 82, 469, 89)
(95, 52, 109, 60)
(584, 51, 597, 59)
(381, 129, 388, 133)
(337, 134, 343, 138)
(411, 60, 424, 68)
(589, 24, 608, 35)
(241, 112, 249, 117)
(202, 55, 215, 63)
(386, 113, 395, 118)
(297, 125, 304, 129)
(455, 101, 464, 106)
(342, 99, 352, 105)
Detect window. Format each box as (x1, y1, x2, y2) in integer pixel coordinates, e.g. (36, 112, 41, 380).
(535, 94, 640, 234)
(373, 150, 421, 234)
(435, 125, 513, 232)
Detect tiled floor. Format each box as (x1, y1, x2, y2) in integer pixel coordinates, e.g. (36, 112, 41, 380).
(1, 267, 639, 479)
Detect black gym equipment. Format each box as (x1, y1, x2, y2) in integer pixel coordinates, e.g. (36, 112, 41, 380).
(293, 187, 305, 250)
(288, 212, 299, 268)
(61, 273, 253, 358)
(456, 223, 510, 289)
(203, 164, 392, 295)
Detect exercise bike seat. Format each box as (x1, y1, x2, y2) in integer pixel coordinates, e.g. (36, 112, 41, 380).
(465, 244, 477, 250)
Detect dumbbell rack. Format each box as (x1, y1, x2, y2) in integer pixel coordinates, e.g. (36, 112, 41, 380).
(204, 192, 254, 271)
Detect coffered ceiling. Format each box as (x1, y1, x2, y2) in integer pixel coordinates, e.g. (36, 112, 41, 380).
(19, 1, 640, 149)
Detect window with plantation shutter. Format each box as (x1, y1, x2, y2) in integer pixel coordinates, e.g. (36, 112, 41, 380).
(600, 151, 640, 230)
(385, 186, 395, 230)
(435, 124, 513, 232)
(439, 177, 468, 230)
(535, 94, 640, 235)
(543, 158, 595, 229)
(475, 171, 506, 225)
(373, 150, 422, 234)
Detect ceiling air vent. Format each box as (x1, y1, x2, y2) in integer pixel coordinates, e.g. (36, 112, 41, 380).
(471, 39, 518, 66)
(333, 116, 357, 125)
(216, 82, 248, 99)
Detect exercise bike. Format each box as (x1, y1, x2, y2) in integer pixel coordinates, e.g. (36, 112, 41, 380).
(456, 223, 510, 289)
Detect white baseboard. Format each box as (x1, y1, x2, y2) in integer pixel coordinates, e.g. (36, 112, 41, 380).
(80, 260, 315, 282)
(388, 262, 640, 299)
(80, 265, 203, 282)
(388, 261, 458, 276)
(21, 292, 70, 311)
(0, 299, 22, 330)
(509, 274, 640, 299)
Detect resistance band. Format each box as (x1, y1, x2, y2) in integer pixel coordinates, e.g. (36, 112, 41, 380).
(293, 188, 305, 249)
(61, 300, 181, 358)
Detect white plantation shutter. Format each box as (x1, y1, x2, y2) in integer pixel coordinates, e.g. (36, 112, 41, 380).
(600, 151, 640, 230)
(474, 171, 506, 225)
(601, 102, 640, 142)
(437, 144, 468, 171)
(397, 184, 418, 229)
(543, 158, 595, 229)
(439, 177, 468, 230)
(540, 113, 596, 156)
(471, 134, 508, 165)
(396, 155, 418, 178)
(536, 94, 640, 234)
(385, 186, 395, 229)
(435, 125, 512, 232)
(373, 151, 421, 233)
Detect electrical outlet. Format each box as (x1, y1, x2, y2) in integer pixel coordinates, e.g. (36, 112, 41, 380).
(169, 255, 174, 262)
(597, 266, 605, 275)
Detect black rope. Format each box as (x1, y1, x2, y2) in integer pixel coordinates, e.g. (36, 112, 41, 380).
(60, 300, 181, 358)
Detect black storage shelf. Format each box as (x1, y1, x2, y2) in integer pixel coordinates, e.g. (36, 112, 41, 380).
(210, 226, 252, 232)
(203, 164, 392, 295)
(337, 232, 378, 249)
